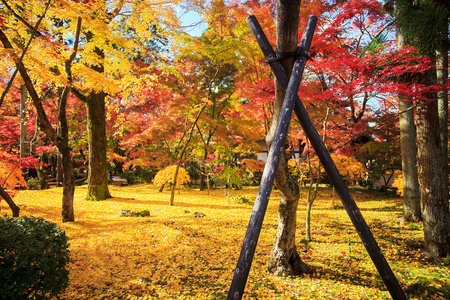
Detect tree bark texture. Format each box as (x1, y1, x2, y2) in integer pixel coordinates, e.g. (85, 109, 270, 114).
(84, 29, 111, 201)
(20, 85, 27, 158)
(396, 24, 421, 222)
(416, 71, 450, 257)
(85, 91, 111, 200)
(59, 143, 75, 222)
(398, 99, 421, 222)
(267, 0, 309, 276)
(436, 46, 448, 177)
(58, 86, 76, 222)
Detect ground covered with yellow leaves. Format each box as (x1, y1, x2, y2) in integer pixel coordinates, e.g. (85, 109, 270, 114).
(3, 185, 449, 299)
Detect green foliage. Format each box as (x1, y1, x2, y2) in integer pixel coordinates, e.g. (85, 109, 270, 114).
(230, 195, 253, 205)
(134, 210, 150, 217)
(213, 166, 249, 190)
(395, 0, 449, 56)
(0, 216, 71, 300)
(120, 167, 155, 185)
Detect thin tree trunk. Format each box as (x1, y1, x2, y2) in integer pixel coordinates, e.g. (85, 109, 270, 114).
(396, 21, 421, 222)
(200, 148, 208, 191)
(19, 85, 27, 158)
(170, 104, 206, 205)
(416, 69, 450, 257)
(170, 164, 180, 206)
(267, 0, 310, 276)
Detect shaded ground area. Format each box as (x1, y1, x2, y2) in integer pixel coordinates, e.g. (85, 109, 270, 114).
(3, 185, 449, 299)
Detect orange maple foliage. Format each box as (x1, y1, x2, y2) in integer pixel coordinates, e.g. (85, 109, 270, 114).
(0, 163, 26, 190)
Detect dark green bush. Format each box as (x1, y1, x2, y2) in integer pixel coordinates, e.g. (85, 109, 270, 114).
(0, 215, 71, 300)
(120, 167, 155, 185)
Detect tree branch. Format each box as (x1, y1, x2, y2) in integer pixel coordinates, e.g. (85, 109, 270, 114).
(0, 0, 43, 37)
(0, 0, 51, 108)
(0, 29, 57, 140)
(0, 185, 19, 217)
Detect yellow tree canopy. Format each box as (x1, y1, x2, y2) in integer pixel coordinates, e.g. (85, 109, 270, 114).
(153, 165, 190, 188)
(0, 0, 182, 98)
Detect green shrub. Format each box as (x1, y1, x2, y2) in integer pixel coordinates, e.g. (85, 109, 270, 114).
(134, 210, 150, 217)
(120, 167, 155, 185)
(231, 195, 253, 205)
(0, 215, 71, 300)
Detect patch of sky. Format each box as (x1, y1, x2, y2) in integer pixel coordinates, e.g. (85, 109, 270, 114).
(175, 5, 207, 37)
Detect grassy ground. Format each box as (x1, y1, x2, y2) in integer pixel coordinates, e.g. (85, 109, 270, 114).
(2, 184, 449, 299)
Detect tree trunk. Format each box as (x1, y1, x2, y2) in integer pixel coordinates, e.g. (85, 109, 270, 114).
(396, 22, 421, 222)
(19, 85, 27, 159)
(200, 148, 208, 191)
(0, 186, 19, 217)
(305, 196, 312, 242)
(436, 45, 448, 187)
(59, 144, 75, 222)
(170, 164, 180, 206)
(83, 29, 111, 201)
(416, 69, 450, 257)
(267, 0, 310, 276)
(85, 91, 111, 200)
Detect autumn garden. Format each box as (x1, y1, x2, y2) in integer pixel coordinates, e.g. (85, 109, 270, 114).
(0, 0, 449, 299)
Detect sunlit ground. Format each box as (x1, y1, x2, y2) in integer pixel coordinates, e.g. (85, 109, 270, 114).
(3, 184, 449, 299)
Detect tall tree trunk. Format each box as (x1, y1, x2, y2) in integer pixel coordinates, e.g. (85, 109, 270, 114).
(436, 45, 448, 183)
(416, 69, 450, 257)
(267, 0, 310, 276)
(84, 30, 111, 201)
(85, 90, 111, 200)
(396, 22, 421, 222)
(436, 3, 449, 168)
(58, 87, 76, 222)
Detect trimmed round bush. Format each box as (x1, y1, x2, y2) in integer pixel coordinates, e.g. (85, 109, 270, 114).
(0, 215, 71, 300)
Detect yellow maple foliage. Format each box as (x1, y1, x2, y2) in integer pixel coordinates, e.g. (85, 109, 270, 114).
(330, 154, 367, 184)
(153, 165, 190, 188)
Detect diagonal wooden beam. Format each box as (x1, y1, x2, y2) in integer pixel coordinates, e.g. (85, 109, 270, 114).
(246, 14, 407, 300)
(227, 15, 317, 300)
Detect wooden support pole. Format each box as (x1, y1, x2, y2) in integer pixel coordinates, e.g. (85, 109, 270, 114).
(246, 14, 407, 300)
(227, 15, 317, 300)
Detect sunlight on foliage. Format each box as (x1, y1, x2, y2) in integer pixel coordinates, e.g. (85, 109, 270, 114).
(392, 171, 404, 197)
(153, 165, 190, 188)
(0, 163, 27, 190)
(241, 159, 265, 173)
(2, 185, 449, 299)
(330, 154, 367, 184)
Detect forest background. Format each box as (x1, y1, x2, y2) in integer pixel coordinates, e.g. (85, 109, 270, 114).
(0, 0, 449, 299)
